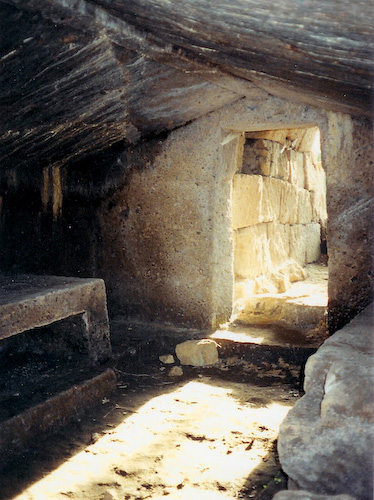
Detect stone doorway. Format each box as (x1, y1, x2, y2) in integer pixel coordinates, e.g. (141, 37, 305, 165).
(230, 127, 328, 338)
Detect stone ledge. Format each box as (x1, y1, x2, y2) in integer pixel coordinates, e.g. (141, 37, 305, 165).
(0, 274, 111, 364)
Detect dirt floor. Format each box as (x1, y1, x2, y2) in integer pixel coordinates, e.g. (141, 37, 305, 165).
(0, 316, 317, 500)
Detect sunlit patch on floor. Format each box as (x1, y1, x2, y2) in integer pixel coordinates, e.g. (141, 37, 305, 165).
(14, 378, 294, 500)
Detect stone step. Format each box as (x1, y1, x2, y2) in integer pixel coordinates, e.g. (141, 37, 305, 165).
(0, 369, 117, 466)
(233, 263, 328, 333)
(0, 273, 113, 464)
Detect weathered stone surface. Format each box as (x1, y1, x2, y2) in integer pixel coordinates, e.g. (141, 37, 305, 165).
(297, 189, 313, 224)
(159, 354, 175, 364)
(262, 177, 283, 222)
(253, 275, 278, 294)
(234, 263, 326, 329)
(323, 115, 373, 332)
(4, 0, 373, 121)
(232, 173, 303, 229)
(278, 305, 374, 499)
(257, 140, 281, 177)
(234, 258, 307, 298)
(288, 149, 305, 188)
(304, 154, 322, 193)
(268, 259, 308, 293)
(0, 0, 369, 344)
(234, 279, 257, 301)
(1, 0, 370, 204)
(289, 225, 307, 265)
(247, 129, 290, 145)
(310, 189, 327, 223)
(277, 150, 291, 181)
(236, 294, 326, 329)
(289, 223, 321, 266)
(245, 138, 290, 181)
(168, 366, 184, 377)
(305, 223, 321, 263)
(248, 127, 320, 154)
(233, 134, 324, 284)
(0, 4, 139, 177)
(272, 491, 357, 500)
(267, 222, 290, 268)
(290, 127, 320, 154)
(232, 174, 263, 229)
(175, 339, 219, 366)
(241, 141, 257, 175)
(279, 181, 298, 225)
(0, 274, 111, 364)
(234, 224, 270, 278)
(240, 258, 307, 296)
(1, 0, 369, 192)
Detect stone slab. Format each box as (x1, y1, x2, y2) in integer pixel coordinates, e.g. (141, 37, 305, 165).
(235, 295, 326, 331)
(311, 189, 327, 222)
(304, 154, 321, 192)
(234, 224, 270, 278)
(305, 223, 321, 263)
(262, 177, 282, 222)
(232, 174, 263, 229)
(0, 274, 111, 364)
(279, 181, 298, 225)
(0, 368, 117, 465)
(297, 189, 313, 224)
(288, 149, 305, 188)
(289, 225, 307, 265)
(267, 222, 290, 268)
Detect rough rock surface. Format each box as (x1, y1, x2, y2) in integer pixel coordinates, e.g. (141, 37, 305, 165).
(325, 116, 374, 333)
(167, 365, 183, 377)
(159, 354, 175, 364)
(175, 339, 219, 367)
(273, 491, 357, 500)
(277, 304, 374, 499)
(235, 258, 308, 296)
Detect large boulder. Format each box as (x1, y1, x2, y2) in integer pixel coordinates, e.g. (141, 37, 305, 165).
(277, 304, 374, 499)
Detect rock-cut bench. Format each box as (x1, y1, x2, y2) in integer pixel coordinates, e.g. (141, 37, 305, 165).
(0, 274, 111, 364)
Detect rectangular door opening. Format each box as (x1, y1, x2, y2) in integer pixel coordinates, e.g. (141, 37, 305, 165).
(229, 127, 328, 343)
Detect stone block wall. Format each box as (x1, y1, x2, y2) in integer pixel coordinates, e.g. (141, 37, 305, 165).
(232, 129, 327, 281)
